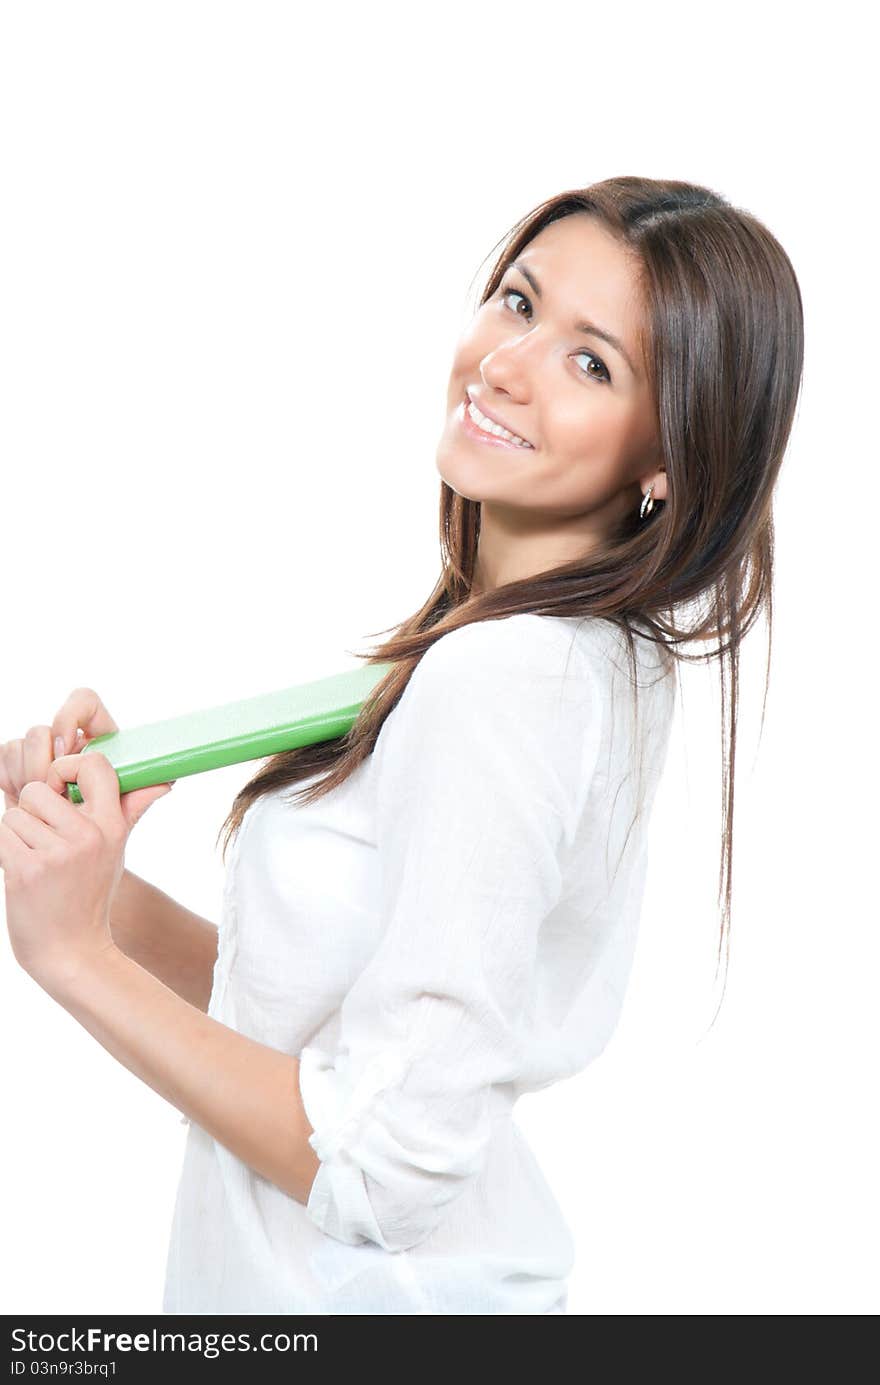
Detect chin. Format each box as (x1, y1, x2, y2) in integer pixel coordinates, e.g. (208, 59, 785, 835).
(437, 469, 477, 502)
(436, 458, 496, 505)
(436, 440, 509, 504)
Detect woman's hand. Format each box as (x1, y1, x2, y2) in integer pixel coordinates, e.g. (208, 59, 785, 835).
(0, 685, 119, 811)
(0, 688, 174, 990)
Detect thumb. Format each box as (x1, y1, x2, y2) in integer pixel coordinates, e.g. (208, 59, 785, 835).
(120, 781, 175, 833)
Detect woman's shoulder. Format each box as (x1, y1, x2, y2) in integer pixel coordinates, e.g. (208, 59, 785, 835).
(414, 612, 610, 683)
(415, 611, 677, 697)
(375, 615, 611, 801)
(405, 615, 676, 723)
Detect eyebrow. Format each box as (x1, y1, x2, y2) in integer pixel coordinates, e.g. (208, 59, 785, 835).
(508, 260, 638, 377)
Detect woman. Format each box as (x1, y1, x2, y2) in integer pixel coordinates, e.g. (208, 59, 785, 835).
(0, 175, 804, 1315)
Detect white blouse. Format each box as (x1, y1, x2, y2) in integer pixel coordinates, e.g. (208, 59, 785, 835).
(162, 612, 677, 1315)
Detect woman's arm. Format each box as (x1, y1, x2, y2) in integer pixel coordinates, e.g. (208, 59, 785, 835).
(40, 946, 321, 1205)
(2, 744, 318, 1208)
(110, 869, 218, 1013)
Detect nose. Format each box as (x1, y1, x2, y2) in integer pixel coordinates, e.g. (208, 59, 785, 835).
(479, 340, 533, 404)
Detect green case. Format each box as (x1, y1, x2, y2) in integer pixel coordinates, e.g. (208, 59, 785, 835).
(64, 662, 394, 805)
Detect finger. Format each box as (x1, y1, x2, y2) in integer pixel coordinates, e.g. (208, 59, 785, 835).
(1, 800, 60, 850)
(47, 750, 122, 823)
(0, 818, 30, 873)
(17, 777, 97, 842)
(46, 752, 91, 798)
(51, 687, 119, 759)
(0, 740, 26, 806)
(119, 782, 174, 833)
(23, 726, 53, 788)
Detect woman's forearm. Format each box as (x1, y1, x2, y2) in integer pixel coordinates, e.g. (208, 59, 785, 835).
(110, 870, 218, 1012)
(40, 946, 321, 1206)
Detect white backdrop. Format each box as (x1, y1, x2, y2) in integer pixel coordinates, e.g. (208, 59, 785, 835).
(0, 0, 875, 1316)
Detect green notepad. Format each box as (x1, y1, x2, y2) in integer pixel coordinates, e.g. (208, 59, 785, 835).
(64, 662, 394, 805)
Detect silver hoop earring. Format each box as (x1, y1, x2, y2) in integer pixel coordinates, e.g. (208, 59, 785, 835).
(639, 483, 655, 520)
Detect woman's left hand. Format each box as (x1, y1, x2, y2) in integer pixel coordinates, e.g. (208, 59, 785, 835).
(0, 751, 173, 989)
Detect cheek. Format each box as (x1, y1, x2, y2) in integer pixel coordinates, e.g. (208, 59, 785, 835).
(534, 399, 635, 496)
(546, 398, 625, 468)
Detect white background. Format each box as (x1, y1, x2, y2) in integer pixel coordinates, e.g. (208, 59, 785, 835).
(0, 0, 875, 1316)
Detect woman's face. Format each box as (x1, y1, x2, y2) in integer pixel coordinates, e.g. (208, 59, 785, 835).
(435, 212, 666, 590)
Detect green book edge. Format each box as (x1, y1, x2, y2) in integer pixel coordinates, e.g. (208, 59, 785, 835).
(65, 661, 394, 804)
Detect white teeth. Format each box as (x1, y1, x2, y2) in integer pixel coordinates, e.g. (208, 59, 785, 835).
(466, 400, 532, 447)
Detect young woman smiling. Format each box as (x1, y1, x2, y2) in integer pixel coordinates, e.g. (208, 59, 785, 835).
(0, 175, 803, 1316)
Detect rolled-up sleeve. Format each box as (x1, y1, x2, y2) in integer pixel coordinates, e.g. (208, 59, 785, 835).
(297, 615, 603, 1252)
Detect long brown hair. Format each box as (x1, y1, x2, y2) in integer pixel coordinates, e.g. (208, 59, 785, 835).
(216, 175, 804, 1010)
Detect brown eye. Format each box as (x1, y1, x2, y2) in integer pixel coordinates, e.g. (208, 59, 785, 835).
(502, 287, 531, 318)
(575, 351, 611, 384)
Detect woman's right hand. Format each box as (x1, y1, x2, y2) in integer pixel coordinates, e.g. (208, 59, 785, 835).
(0, 687, 119, 811)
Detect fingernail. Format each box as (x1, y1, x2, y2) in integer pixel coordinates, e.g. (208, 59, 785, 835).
(54, 736, 65, 759)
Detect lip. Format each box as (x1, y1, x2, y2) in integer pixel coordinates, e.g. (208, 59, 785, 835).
(461, 390, 534, 449)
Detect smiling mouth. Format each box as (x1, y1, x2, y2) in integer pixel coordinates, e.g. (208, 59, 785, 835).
(460, 393, 535, 450)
